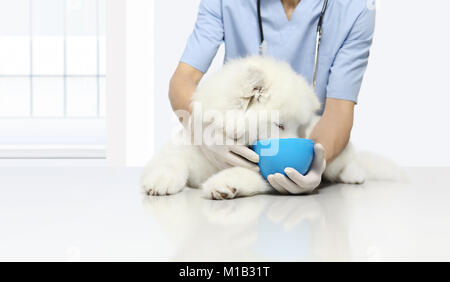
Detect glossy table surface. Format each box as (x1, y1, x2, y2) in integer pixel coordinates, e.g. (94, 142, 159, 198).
(0, 166, 449, 261)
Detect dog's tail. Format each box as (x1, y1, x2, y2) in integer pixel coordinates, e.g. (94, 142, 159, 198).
(355, 151, 408, 182)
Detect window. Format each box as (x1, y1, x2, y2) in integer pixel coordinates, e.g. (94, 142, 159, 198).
(0, 0, 105, 158)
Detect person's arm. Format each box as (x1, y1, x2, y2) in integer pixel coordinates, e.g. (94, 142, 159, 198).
(267, 6, 375, 194)
(267, 98, 354, 195)
(309, 98, 355, 163)
(169, 62, 203, 114)
(172, 0, 223, 117)
(170, 1, 259, 170)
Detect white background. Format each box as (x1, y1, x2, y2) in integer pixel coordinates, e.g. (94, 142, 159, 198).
(153, 0, 450, 167)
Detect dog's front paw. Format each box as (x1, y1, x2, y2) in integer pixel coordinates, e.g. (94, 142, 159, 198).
(141, 169, 185, 196)
(202, 175, 238, 200)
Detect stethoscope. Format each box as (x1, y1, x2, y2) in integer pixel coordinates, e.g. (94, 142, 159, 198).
(257, 0, 329, 88)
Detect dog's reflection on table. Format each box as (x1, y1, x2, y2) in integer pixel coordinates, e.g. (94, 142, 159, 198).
(141, 184, 354, 261)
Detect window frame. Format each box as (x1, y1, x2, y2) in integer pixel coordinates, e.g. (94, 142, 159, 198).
(0, 0, 155, 164)
(0, 0, 106, 159)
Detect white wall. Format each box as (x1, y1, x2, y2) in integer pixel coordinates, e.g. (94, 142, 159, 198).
(352, 0, 450, 166)
(106, 0, 154, 166)
(153, 0, 450, 167)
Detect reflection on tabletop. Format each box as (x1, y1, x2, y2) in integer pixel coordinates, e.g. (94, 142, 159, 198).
(142, 183, 356, 262)
(141, 169, 450, 262)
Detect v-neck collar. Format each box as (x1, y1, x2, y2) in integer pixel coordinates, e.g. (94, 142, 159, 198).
(276, 0, 306, 25)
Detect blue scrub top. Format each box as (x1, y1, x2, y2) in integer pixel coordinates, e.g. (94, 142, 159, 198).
(180, 0, 376, 109)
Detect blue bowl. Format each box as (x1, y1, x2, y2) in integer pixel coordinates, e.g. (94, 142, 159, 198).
(251, 138, 315, 180)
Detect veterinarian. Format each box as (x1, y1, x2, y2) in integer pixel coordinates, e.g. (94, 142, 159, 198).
(169, 0, 375, 194)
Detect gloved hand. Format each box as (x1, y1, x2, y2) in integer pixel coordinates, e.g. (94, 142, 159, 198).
(200, 142, 260, 171)
(198, 112, 260, 171)
(267, 144, 326, 194)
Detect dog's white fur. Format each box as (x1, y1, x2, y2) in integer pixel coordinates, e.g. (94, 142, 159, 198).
(141, 56, 399, 199)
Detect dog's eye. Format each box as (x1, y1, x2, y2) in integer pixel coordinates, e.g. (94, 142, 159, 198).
(275, 123, 285, 131)
(253, 86, 263, 93)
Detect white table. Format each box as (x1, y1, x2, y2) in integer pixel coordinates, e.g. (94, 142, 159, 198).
(0, 167, 449, 261)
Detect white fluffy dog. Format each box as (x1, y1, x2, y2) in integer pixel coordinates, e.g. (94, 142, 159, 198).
(141, 56, 398, 199)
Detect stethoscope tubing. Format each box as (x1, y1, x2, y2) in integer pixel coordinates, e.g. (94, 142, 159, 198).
(257, 0, 329, 88)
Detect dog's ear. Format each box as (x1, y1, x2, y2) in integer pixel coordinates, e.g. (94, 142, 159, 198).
(240, 66, 268, 111)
